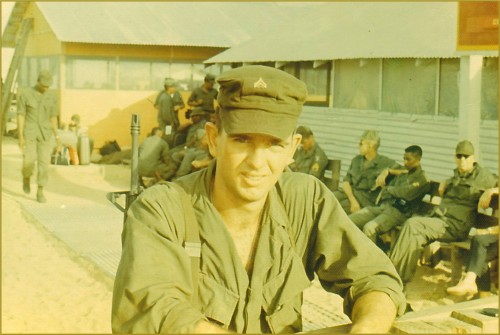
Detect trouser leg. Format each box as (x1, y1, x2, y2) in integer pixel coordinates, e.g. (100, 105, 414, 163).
(389, 216, 452, 283)
(22, 138, 37, 179)
(348, 207, 379, 229)
(467, 235, 499, 276)
(36, 138, 52, 187)
(175, 151, 197, 177)
(333, 190, 351, 214)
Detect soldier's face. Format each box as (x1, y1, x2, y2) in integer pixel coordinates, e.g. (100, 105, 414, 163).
(300, 136, 314, 151)
(359, 140, 374, 156)
(403, 152, 420, 170)
(37, 83, 49, 94)
(207, 123, 300, 205)
(455, 154, 475, 174)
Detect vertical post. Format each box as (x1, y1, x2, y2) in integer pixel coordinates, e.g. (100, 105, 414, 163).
(130, 113, 140, 196)
(123, 113, 141, 223)
(458, 55, 483, 159)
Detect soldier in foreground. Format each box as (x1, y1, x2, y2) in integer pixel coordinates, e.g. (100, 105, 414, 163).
(112, 66, 406, 333)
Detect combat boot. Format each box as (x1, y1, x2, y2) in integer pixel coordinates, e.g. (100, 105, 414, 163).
(37, 186, 46, 203)
(23, 177, 31, 194)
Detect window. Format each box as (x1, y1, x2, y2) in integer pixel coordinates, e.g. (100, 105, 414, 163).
(334, 59, 380, 110)
(299, 62, 330, 106)
(18, 56, 59, 88)
(120, 60, 152, 90)
(382, 58, 437, 115)
(151, 61, 170, 90)
(438, 58, 459, 118)
(281, 62, 330, 106)
(481, 57, 498, 120)
(66, 57, 116, 89)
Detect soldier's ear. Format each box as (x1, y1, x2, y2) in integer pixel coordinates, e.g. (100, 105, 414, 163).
(205, 122, 219, 158)
(288, 134, 302, 164)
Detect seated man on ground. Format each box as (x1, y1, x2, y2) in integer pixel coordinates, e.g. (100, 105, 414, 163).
(334, 130, 398, 214)
(137, 127, 173, 182)
(288, 125, 328, 180)
(349, 145, 430, 246)
(446, 187, 499, 298)
(389, 140, 497, 285)
(173, 129, 211, 179)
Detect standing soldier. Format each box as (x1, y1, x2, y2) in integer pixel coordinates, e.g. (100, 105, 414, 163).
(187, 74, 218, 115)
(334, 130, 398, 214)
(17, 70, 61, 203)
(155, 77, 185, 133)
(289, 125, 328, 179)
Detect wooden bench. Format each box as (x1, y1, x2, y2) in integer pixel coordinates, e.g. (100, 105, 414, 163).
(321, 159, 341, 192)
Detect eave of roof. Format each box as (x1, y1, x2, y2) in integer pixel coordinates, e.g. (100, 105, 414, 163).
(33, 2, 302, 48)
(205, 2, 498, 64)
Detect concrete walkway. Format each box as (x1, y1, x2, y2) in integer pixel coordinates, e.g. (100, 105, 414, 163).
(2, 136, 129, 278)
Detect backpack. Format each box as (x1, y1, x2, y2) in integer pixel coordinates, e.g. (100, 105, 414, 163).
(100, 140, 121, 156)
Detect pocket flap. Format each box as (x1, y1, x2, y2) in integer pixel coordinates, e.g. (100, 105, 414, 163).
(198, 274, 239, 326)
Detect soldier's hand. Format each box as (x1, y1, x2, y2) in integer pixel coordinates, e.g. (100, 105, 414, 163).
(196, 98, 204, 105)
(478, 188, 498, 210)
(350, 199, 361, 213)
(363, 221, 379, 239)
(18, 137, 25, 151)
(375, 169, 389, 188)
(438, 181, 447, 197)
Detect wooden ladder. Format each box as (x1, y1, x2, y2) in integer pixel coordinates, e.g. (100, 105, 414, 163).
(1, 18, 33, 135)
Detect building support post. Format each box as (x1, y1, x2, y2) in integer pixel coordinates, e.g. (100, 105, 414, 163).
(458, 55, 483, 159)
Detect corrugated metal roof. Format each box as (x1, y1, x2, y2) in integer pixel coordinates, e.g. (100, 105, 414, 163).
(206, 2, 498, 63)
(32, 2, 303, 48)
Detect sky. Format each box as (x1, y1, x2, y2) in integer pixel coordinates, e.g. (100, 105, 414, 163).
(2, 1, 15, 80)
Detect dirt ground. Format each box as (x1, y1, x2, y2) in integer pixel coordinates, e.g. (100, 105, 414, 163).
(1, 195, 113, 333)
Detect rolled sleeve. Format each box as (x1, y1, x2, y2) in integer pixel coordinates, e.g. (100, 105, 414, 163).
(307, 182, 406, 317)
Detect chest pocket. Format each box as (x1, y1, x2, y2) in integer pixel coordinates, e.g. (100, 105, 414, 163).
(262, 250, 311, 333)
(198, 274, 239, 327)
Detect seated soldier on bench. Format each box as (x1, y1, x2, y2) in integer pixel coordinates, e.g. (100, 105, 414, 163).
(349, 145, 430, 248)
(447, 187, 499, 299)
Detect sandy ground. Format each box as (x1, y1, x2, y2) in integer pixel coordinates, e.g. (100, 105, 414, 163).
(1, 195, 113, 334)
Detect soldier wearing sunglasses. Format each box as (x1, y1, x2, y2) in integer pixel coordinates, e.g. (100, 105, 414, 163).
(389, 140, 498, 285)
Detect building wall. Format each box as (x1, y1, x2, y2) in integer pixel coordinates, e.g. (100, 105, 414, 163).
(24, 3, 62, 56)
(299, 107, 499, 182)
(60, 89, 193, 150)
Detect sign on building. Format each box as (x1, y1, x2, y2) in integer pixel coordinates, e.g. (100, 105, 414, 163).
(457, 1, 498, 50)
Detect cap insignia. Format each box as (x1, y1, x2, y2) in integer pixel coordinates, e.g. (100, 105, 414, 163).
(253, 77, 267, 89)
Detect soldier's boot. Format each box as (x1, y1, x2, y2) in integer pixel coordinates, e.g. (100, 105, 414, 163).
(36, 186, 46, 203)
(23, 177, 31, 194)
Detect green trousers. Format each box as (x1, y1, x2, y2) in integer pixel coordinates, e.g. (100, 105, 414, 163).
(22, 137, 52, 187)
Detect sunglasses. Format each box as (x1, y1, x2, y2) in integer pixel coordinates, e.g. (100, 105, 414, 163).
(456, 154, 470, 159)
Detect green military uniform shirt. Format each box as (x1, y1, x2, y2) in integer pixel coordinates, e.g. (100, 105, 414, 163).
(112, 161, 406, 333)
(17, 86, 58, 141)
(342, 154, 398, 207)
(437, 163, 498, 238)
(138, 136, 170, 177)
(290, 142, 328, 179)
